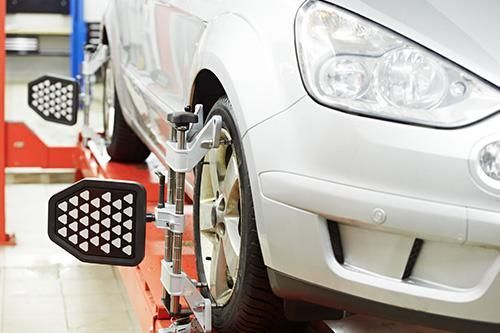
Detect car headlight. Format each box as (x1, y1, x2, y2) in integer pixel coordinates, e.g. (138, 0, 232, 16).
(295, 1, 500, 127)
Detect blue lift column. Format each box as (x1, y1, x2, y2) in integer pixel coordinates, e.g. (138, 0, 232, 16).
(70, 0, 87, 77)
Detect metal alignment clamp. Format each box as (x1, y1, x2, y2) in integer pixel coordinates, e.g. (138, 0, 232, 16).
(155, 105, 223, 333)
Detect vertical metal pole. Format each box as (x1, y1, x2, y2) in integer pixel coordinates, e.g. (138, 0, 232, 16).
(82, 49, 91, 147)
(70, 0, 87, 77)
(165, 129, 177, 263)
(162, 129, 176, 303)
(170, 128, 187, 315)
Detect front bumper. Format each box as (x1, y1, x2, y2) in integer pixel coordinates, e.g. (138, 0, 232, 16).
(243, 96, 500, 325)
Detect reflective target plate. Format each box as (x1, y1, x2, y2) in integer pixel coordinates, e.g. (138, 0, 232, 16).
(28, 75, 79, 126)
(48, 179, 147, 266)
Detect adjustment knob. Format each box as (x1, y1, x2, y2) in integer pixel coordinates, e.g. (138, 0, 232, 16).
(167, 112, 199, 129)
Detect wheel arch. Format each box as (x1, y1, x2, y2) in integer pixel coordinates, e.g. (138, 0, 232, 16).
(187, 12, 304, 136)
(185, 12, 305, 268)
(190, 69, 227, 122)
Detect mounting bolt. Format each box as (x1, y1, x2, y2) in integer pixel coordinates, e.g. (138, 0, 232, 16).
(372, 208, 387, 224)
(193, 302, 205, 312)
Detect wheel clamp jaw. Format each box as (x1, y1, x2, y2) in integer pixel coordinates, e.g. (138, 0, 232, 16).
(161, 260, 212, 332)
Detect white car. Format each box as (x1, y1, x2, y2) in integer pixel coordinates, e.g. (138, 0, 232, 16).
(101, 1, 500, 332)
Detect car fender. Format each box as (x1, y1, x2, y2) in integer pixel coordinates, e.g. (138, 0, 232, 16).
(187, 13, 306, 266)
(188, 13, 306, 137)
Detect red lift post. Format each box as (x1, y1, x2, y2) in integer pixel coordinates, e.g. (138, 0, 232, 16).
(0, 0, 14, 245)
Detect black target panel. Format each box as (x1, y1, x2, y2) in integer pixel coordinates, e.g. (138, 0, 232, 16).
(48, 179, 147, 266)
(28, 75, 79, 126)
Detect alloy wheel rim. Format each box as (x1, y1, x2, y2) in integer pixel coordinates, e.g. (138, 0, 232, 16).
(199, 129, 241, 306)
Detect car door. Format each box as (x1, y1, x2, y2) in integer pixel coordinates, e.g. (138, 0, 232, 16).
(119, 0, 206, 155)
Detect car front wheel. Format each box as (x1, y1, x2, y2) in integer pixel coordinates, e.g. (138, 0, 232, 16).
(193, 97, 306, 333)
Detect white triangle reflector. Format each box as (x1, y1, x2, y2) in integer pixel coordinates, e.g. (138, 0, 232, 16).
(69, 234, 78, 244)
(80, 203, 89, 214)
(79, 242, 89, 252)
(123, 194, 133, 204)
(90, 236, 99, 246)
(123, 233, 132, 243)
(112, 212, 122, 223)
(112, 225, 121, 236)
(123, 207, 133, 217)
(58, 227, 67, 237)
(102, 192, 111, 202)
(102, 218, 111, 228)
(102, 231, 110, 241)
(69, 222, 78, 232)
(90, 211, 100, 221)
(58, 202, 68, 212)
(58, 215, 68, 225)
(80, 191, 90, 201)
(79, 229, 89, 239)
(123, 220, 132, 230)
(113, 200, 122, 210)
(69, 196, 79, 206)
(101, 243, 110, 254)
(91, 198, 100, 208)
(69, 209, 78, 219)
(112, 238, 121, 248)
(90, 224, 100, 234)
(102, 205, 111, 216)
(79, 216, 89, 226)
(123, 245, 132, 256)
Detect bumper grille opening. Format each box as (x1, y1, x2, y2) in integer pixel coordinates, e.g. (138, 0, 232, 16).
(402, 238, 424, 280)
(327, 220, 345, 264)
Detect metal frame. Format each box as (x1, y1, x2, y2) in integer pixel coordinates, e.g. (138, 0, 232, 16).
(165, 115, 222, 173)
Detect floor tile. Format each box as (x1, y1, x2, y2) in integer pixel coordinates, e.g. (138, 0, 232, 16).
(59, 265, 115, 281)
(0, 265, 4, 328)
(0, 245, 80, 268)
(66, 310, 136, 333)
(4, 266, 59, 281)
(3, 315, 68, 333)
(64, 293, 130, 314)
(3, 294, 66, 318)
(61, 278, 121, 296)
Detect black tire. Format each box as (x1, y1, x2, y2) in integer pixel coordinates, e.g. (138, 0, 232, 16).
(102, 61, 150, 163)
(193, 97, 306, 333)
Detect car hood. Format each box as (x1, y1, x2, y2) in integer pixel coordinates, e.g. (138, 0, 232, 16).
(326, 0, 500, 88)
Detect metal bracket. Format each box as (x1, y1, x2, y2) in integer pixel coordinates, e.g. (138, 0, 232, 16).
(82, 44, 109, 76)
(187, 104, 205, 141)
(161, 260, 212, 333)
(165, 115, 222, 173)
(155, 204, 185, 233)
(81, 44, 110, 145)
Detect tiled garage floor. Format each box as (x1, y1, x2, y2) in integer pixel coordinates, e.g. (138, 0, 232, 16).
(0, 184, 141, 333)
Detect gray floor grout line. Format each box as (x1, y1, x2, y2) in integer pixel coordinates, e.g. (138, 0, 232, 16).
(1, 267, 6, 333)
(58, 264, 71, 333)
(113, 267, 137, 329)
